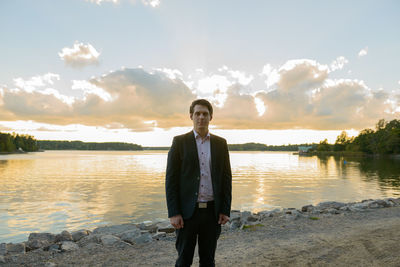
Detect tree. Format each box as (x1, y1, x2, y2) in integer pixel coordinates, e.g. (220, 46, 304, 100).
(317, 139, 332, 151)
(334, 131, 350, 151)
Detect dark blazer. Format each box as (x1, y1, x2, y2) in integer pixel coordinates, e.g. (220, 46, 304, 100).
(166, 131, 232, 220)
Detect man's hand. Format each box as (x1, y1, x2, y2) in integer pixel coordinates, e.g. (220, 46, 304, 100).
(218, 214, 229, 225)
(170, 214, 184, 229)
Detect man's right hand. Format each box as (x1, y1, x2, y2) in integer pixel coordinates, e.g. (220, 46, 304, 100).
(170, 214, 184, 229)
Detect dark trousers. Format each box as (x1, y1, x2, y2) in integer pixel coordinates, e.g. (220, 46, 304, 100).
(175, 202, 221, 267)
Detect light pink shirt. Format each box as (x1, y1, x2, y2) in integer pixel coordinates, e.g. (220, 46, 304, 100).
(193, 130, 214, 202)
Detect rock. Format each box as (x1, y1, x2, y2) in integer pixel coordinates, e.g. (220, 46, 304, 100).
(230, 211, 241, 221)
(322, 208, 340, 214)
(392, 198, 400, 206)
(384, 198, 397, 207)
(268, 208, 283, 217)
(339, 206, 351, 211)
(71, 229, 90, 242)
(316, 201, 346, 210)
(119, 229, 141, 244)
(47, 244, 60, 252)
(256, 210, 273, 219)
(246, 215, 259, 222)
(5, 243, 25, 255)
(351, 202, 370, 210)
(240, 211, 251, 223)
(139, 222, 158, 233)
(134, 232, 153, 244)
(301, 205, 314, 212)
(0, 255, 5, 263)
(369, 202, 380, 209)
(27, 233, 57, 250)
(230, 220, 242, 230)
(0, 243, 6, 256)
(77, 234, 102, 247)
(93, 224, 138, 236)
(152, 232, 167, 240)
(362, 199, 374, 203)
(100, 235, 122, 246)
(113, 240, 133, 249)
(55, 230, 73, 242)
(156, 221, 175, 233)
(83, 243, 102, 250)
(60, 241, 79, 252)
(45, 262, 57, 267)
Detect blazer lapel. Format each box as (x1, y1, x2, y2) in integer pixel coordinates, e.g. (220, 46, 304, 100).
(187, 131, 200, 171)
(210, 134, 217, 180)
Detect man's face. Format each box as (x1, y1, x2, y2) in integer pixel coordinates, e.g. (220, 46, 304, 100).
(190, 104, 212, 132)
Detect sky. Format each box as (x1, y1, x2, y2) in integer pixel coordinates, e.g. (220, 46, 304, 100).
(0, 0, 399, 146)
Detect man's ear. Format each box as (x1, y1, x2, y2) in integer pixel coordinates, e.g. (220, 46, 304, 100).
(210, 115, 213, 121)
(190, 113, 193, 120)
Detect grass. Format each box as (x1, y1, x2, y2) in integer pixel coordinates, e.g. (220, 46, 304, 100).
(242, 224, 264, 231)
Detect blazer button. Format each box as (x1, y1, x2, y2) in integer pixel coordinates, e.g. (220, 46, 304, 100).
(195, 192, 198, 195)
(197, 176, 200, 180)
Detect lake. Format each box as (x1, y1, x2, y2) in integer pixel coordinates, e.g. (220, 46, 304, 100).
(1, 150, 400, 243)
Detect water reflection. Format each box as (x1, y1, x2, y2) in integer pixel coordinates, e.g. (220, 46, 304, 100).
(0, 151, 400, 243)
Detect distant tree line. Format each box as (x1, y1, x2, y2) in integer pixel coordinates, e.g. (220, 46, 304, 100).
(228, 142, 312, 151)
(317, 119, 400, 154)
(37, 140, 143, 151)
(0, 132, 39, 153)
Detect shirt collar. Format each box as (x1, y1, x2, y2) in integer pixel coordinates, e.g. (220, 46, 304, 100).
(193, 129, 210, 140)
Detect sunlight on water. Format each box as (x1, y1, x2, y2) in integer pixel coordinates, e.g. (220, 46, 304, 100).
(1, 150, 399, 243)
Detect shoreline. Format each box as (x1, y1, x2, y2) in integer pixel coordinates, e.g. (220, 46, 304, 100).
(1, 197, 400, 266)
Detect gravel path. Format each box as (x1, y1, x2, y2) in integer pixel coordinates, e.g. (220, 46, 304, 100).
(3, 206, 400, 266)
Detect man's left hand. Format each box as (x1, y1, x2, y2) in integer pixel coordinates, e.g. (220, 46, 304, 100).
(218, 214, 229, 225)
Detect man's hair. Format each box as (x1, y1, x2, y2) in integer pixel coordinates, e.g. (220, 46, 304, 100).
(189, 99, 213, 116)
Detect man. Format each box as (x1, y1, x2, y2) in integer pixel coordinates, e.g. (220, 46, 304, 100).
(166, 99, 232, 267)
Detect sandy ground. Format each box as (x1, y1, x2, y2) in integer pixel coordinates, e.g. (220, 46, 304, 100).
(4, 206, 400, 267)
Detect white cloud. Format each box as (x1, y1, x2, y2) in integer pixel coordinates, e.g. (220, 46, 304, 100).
(153, 68, 183, 80)
(254, 97, 266, 116)
(72, 80, 113, 102)
(1, 62, 399, 132)
(59, 42, 100, 67)
(260, 64, 280, 88)
(86, 0, 118, 5)
(329, 56, 349, 72)
(358, 47, 368, 57)
(142, 0, 160, 7)
(86, 0, 160, 7)
(218, 66, 254, 86)
(196, 75, 232, 106)
(13, 73, 60, 93)
(39, 88, 75, 106)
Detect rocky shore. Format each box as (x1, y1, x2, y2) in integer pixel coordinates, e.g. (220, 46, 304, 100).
(2, 197, 400, 266)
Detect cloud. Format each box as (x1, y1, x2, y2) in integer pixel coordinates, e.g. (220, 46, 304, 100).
(85, 0, 160, 7)
(185, 66, 254, 107)
(1, 68, 195, 130)
(260, 64, 280, 88)
(329, 56, 349, 72)
(13, 73, 60, 93)
(59, 42, 100, 67)
(153, 68, 183, 80)
(71, 80, 113, 102)
(142, 0, 160, 7)
(86, 0, 119, 5)
(358, 47, 368, 57)
(1, 59, 399, 132)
